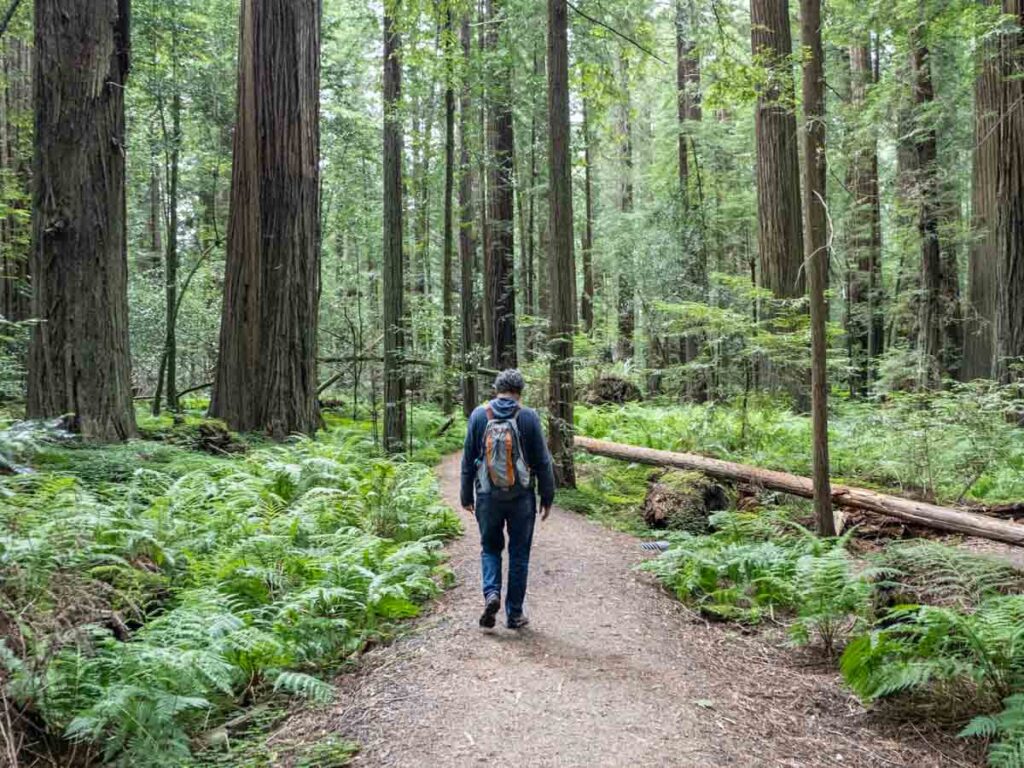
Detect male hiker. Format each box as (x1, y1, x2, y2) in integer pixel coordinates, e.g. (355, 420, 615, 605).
(461, 369, 555, 629)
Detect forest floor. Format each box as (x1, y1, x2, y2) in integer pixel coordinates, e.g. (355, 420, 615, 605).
(280, 453, 981, 768)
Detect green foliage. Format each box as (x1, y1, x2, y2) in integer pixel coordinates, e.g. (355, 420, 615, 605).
(841, 597, 1024, 765)
(577, 384, 1024, 504)
(641, 506, 871, 635)
(555, 457, 651, 534)
(0, 422, 459, 765)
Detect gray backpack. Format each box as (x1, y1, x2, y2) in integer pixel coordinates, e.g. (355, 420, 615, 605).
(476, 405, 532, 495)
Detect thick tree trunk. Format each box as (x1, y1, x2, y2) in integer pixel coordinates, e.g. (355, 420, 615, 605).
(459, 15, 478, 417)
(210, 0, 321, 438)
(547, 0, 576, 488)
(442, 6, 455, 415)
(996, 0, 1024, 381)
(581, 98, 595, 334)
(485, 0, 517, 370)
(575, 437, 1024, 546)
(751, 0, 804, 299)
(963, 3, 1000, 380)
(847, 42, 885, 394)
(383, 3, 406, 451)
(800, 0, 834, 536)
(28, 0, 136, 441)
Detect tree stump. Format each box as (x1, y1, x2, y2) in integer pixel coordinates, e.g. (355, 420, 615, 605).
(642, 470, 730, 533)
(585, 375, 641, 406)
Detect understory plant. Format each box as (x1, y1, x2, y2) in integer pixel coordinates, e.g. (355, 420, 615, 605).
(0, 419, 459, 766)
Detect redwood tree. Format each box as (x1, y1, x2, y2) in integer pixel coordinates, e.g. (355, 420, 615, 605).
(963, 1, 1000, 380)
(547, 0, 576, 487)
(210, 0, 321, 438)
(382, 0, 407, 451)
(459, 14, 478, 416)
(28, 0, 136, 441)
(751, 0, 804, 299)
(996, 0, 1024, 380)
(847, 41, 885, 394)
(485, 0, 517, 370)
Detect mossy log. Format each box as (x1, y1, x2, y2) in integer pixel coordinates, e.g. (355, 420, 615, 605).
(575, 436, 1024, 547)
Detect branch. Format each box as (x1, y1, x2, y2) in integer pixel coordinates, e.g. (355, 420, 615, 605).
(566, 0, 668, 66)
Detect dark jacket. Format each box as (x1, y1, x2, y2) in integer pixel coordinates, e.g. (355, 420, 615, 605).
(460, 397, 555, 509)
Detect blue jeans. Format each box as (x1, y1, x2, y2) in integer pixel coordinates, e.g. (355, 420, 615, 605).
(475, 492, 536, 618)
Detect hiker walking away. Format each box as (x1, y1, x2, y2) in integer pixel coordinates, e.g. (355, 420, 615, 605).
(461, 369, 555, 629)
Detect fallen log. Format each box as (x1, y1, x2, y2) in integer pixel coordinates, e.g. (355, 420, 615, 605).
(574, 436, 1024, 547)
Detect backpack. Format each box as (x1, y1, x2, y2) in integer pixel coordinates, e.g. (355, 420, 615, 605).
(476, 405, 532, 495)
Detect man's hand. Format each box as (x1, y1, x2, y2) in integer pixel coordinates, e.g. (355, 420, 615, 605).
(540, 505, 551, 522)
(464, 504, 475, 516)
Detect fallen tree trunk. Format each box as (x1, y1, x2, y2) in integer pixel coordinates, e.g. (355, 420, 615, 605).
(574, 436, 1024, 547)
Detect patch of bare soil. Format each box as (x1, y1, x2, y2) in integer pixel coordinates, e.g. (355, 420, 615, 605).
(279, 454, 981, 768)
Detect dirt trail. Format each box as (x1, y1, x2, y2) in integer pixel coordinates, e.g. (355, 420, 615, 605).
(282, 454, 977, 767)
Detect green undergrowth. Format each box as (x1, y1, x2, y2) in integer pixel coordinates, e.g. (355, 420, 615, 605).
(642, 506, 1024, 765)
(0, 405, 461, 767)
(576, 380, 1024, 505)
(555, 457, 651, 535)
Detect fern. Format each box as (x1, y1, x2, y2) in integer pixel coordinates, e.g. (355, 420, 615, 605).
(0, 416, 461, 765)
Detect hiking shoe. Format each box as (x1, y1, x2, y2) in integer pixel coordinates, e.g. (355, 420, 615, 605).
(506, 614, 530, 630)
(479, 593, 501, 628)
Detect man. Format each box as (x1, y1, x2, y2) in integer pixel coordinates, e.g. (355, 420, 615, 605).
(461, 369, 555, 629)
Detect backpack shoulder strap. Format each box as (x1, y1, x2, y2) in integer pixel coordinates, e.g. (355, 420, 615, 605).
(484, 405, 495, 421)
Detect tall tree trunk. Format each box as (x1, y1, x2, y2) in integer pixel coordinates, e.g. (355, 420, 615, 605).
(996, 0, 1024, 380)
(581, 97, 595, 333)
(382, 1, 407, 451)
(547, 0, 576, 488)
(442, 5, 455, 415)
(485, 0, 517, 370)
(751, 0, 804, 299)
(910, 32, 958, 385)
(0, 35, 30, 322)
(161, 86, 181, 414)
(29, 0, 136, 441)
(847, 41, 885, 394)
(210, 0, 321, 438)
(800, 0, 834, 536)
(616, 55, 635, 361)
(459, 15, 478, 416)
(963, 1, 1000, 380)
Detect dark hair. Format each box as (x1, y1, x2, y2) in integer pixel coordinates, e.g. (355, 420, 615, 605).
(493, 369, 525, 395)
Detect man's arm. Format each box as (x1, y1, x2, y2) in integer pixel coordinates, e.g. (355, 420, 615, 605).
(460, 410, 481, 509)
(521, 409, 555, 509)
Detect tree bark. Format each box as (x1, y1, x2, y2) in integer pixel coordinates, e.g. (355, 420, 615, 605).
(581, 97, 595, 334)
(382, 1, 407, 451)
(442, 5, 455, 415)
(963, 2, 1000, 381)
(161, 85, 181, 414)
(210, 0, 321, 438)
(751, 0, 804, 299)
(547, 0, 576, 488)
(800, 0, 833, 536)
(910, 32, 959, 385)
(28, 0, 136, 441)
(575, 437, 1024, 546)
(459, 15, 479, 417)
(996, 0, 1024, 381)
(616, 55, 635, 361)
(847, 42, 885, 394)
(485, 0, 517, 370)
